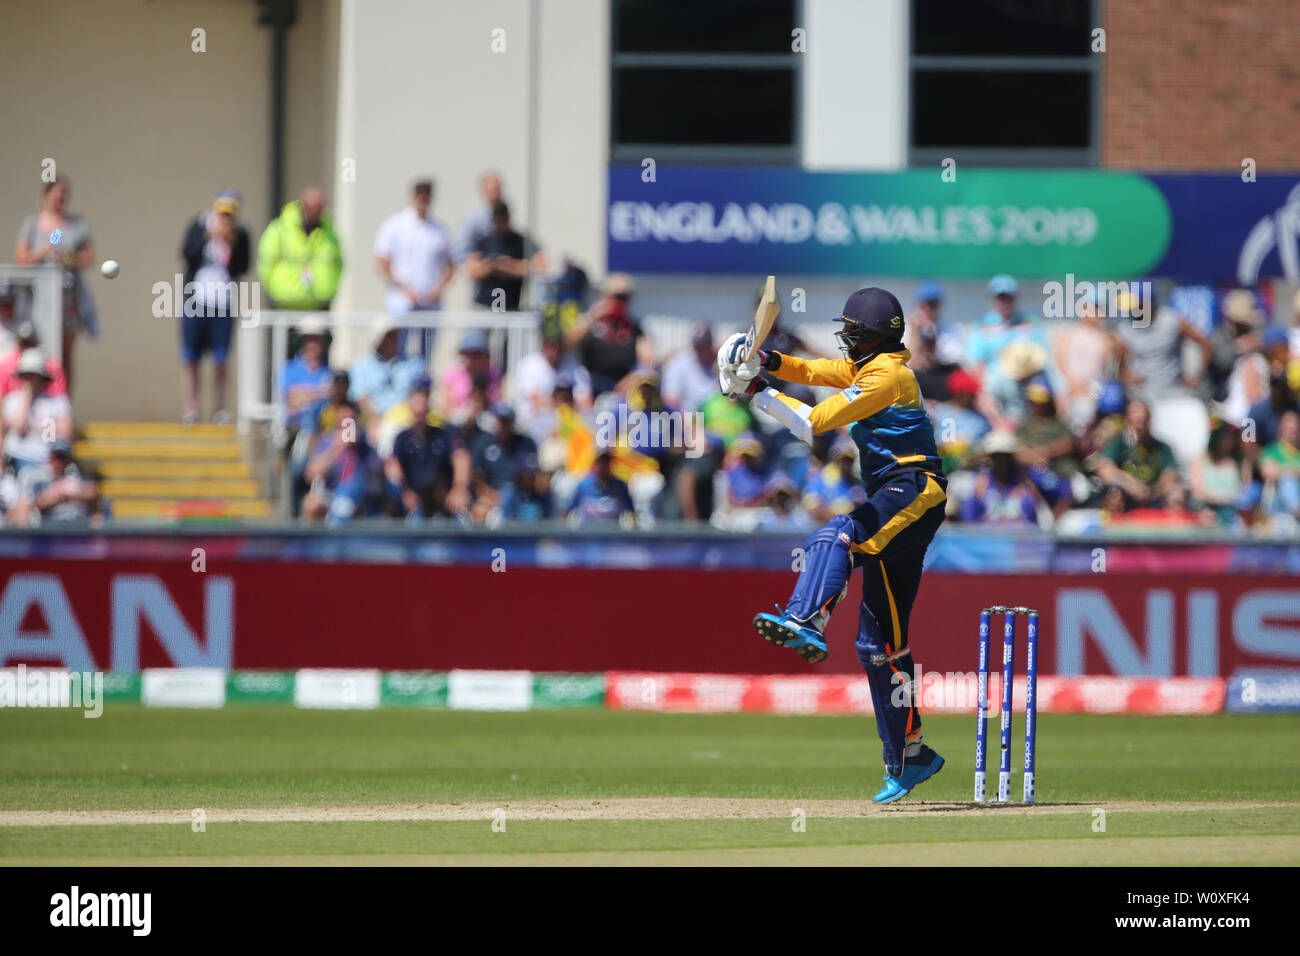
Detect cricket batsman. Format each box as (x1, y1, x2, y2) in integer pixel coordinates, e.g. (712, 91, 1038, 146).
(717, 287, 947, 803)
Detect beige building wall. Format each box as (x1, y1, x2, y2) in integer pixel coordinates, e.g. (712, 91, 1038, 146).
(0, 0, 336, 422)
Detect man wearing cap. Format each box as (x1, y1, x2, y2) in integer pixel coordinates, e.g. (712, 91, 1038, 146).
(3, 348, 73, 474)
(441, 329, 504, 424)
(374, 179, 455, 361)
(469, 405, 539, 520)
(0, 322, 67, 397)
(966, 274, 1050, 376)
(718, 287, 947, 803)
(903, 281, 962, 376)
(12, 438, 99, 525)
(180, 189, 251, 424)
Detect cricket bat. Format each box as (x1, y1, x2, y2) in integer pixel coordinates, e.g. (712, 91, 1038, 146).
(742, 275, 780, 363)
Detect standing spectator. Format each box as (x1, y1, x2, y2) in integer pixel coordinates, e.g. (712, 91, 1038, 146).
(179, 188, 250, 425)
(385, 376, 472, 520)
(3, 349, 73, 473)
(538, 260, 590, 342)
(455, 170, 504, 263)
(257, 186, 343, 310)
(374, 179, 454, 361)
(1094, 399, 1184, 509)
(12, 439, 98, 525)
(441, 330, 505, 425)
(1259, 410, 1300, 518)
(466, 200, 546, 312)
(1211, 290, 1270, 425)
(349, 325, 425, 423)
(512, 331, 593, 443)
(661, 323, 719, 413)
(302, 401, 385, 524)
(280, 316, 333, 432)
(567, 450, 634, 526)
(1053, 290, 1120, 428)
(1113, 287, 1210, 404)
(12, 178, 99, 392)
(566, 274, 652, 396)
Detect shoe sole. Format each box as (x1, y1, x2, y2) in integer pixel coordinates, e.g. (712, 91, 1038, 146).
(753, 615, 828, 664)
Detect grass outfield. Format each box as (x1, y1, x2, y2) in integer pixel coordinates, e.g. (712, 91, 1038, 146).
(1, 708, 1297, 865)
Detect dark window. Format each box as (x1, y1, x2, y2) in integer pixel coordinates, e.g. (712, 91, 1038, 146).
(912, 70, 1092, 149)
(615, 68, 795, 147)
(610, 0, 799, 162)
(909, 0, 1099, 165)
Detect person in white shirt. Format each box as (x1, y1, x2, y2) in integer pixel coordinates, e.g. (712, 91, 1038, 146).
(3, 349, 73, 474)
(373, 179, 455, 361)
(662, 322, 718, 413)
(512, 333, 593, 443)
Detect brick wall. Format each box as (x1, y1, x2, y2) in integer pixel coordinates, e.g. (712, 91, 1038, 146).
(1104, 0, 1300, 169)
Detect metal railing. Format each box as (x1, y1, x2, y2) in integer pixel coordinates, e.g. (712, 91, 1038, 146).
(0, 264, 65, 359)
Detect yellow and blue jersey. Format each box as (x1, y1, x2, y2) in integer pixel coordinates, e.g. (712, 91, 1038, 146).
(769, 348, 944, 492)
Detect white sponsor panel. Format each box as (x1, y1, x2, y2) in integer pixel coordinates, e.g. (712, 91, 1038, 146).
(293, 669, 380, 710)
(447, 669, 533, 711)
(141, 668, 226, 708)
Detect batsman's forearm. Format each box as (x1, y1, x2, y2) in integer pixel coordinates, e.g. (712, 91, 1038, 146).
(753, 388, 813, 445)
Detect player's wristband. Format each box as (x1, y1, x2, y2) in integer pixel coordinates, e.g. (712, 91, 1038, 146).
(758, 349, 782, 371)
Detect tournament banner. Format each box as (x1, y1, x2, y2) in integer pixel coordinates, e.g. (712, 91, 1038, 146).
(607, 164, 1300, 283)
(0, 557, 1295, 679)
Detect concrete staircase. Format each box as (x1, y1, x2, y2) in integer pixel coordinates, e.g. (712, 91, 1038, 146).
(75, 422, 271, 520)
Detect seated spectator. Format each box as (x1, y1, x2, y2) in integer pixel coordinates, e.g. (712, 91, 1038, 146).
(373, 371, 445, 459)
(661, 323, 718, 413)
(3, 349, 73, 473)
(930, 368, 990, 473)
(466, 200, 546, 311)
(281, 317, 333, 432)
(1189, 423, 1249, 526)
(910, 323, 962, 402)
(349, 325, 424, 423)
(257, 186, 343, 310)
(758, 472, 812, 531)
(385, 376, 471, 520)
(179, 188, 250, 425)
(567, 450, 634, 526)
(566, 274, 652, 396)
(801, 436, 867, 522)
(0, 322, 67, 396)
(1094, 399, 1184, 510)
(301, 402, 386, 524)
(513, 330, 592, 443)
(498, 453, 554, 522)
(980, 339, 1048, 431)
(1079, 380, 1128, 462)
(723, 432, 770, 511)
(1258, 410, 1300, 517)
(905, 281, 963, 399)
(1053, 290, 1120, 428)
(958, 432, 1051, 526)
(469, 405, 539, 519)
(441, 330, 504, 425)
(1015, 375, 1080, 514)
(12, 439, 98, 525)
(1243, 374, 1299, 453)
(288, 369, 351, 516)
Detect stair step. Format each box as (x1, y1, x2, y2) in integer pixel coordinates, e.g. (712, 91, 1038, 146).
(84, 422, 237, 441)
(95, 460, 253, 479)
(101, 478, 262, 500)
(109, 499, 271, 519)
(75, 441, 242, 461)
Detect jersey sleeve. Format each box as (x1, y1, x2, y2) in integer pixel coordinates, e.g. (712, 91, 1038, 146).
(773, 366, 899, 434)
(769, 353, 858, 389)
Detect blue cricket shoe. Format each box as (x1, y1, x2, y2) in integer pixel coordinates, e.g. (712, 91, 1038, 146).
(871, 745, 945, 804)
(753, 606, 829, 664)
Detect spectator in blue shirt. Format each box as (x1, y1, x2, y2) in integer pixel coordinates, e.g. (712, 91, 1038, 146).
(568, 450, 634, 525)
(385, 375, 471, 520)
(470, 404, 539, 519)
(724, 432, 770, 509)
(349, 324, 425, 423)
(281, 316, 333, 431)
(958, 431, 1056, 526)
(302, 401, 386, 524)
(498, 452, 554, 522)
